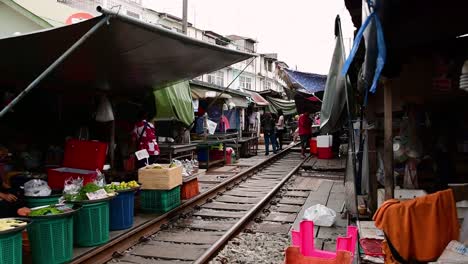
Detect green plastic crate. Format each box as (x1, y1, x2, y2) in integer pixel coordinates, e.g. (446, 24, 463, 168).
(0, 231, 22, 264)
(141, 186, 181, 213)
(73, 201, 109, 247)
(25, 196, 60, 209)
(28, 216, 73, 264)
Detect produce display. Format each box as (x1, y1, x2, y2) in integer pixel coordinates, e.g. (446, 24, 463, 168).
(0, 218, 27, 231)
(29, 204, 76, 217)
(64, 182, 116, 201)
(105, 181, 139, 192)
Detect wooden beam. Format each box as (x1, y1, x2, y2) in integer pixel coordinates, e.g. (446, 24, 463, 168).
(384, 80, 394, 200)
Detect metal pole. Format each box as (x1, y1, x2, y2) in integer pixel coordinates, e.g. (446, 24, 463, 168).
(0, 16, 109, 119)
(384, 79, 394, 200)
(182, 0, 188, 34)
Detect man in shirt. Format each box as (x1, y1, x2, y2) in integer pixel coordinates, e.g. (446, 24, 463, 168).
(298, 111, 312, 158)
(262, 112, 278, 155)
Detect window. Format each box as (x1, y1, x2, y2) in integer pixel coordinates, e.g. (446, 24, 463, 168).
(264, 81, 272, 90)
(239, 76, 252, 90)
(207, 71, 224, 86)
(126, 10, 140, 19)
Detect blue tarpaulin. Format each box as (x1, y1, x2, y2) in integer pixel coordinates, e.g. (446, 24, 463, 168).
(282, 69, 327, 94)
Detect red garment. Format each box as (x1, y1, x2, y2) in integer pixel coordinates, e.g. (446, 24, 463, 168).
(298, 114, 312, 136)
(131, 120, 160, 156)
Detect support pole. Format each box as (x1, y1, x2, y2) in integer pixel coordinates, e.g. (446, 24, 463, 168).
(384, 80, 394, 200)
(182, 0, 188, 35)
(0, 16, 109, 119)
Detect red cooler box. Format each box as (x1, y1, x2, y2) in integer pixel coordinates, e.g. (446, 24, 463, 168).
(48, 139, 108, 190)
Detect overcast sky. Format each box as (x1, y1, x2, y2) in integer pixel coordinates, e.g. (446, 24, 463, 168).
(143, 0, 355, 74)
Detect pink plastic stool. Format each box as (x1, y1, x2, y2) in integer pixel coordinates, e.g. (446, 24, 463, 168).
(291, 220, 358, 259)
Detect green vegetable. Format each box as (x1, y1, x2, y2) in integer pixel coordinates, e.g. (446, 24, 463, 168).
(78, 183, 102, 200)
(30, 206, 62, 216)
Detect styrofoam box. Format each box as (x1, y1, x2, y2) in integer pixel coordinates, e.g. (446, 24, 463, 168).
(377, 188, 427, 208)
(317, 135, 333, 148)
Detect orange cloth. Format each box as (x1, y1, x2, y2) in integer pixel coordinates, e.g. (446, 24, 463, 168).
(373, 189, 459, 263)
(284, 247, 352, 264)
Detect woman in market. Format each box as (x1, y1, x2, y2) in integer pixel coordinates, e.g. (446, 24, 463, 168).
(298, 111, 312, 159)
(275, 109, 285, 150)
(261, 112, 278, 155)
(131, 110, 160, 168)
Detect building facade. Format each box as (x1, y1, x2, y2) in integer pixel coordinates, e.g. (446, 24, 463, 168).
(57, 0, 287, 94)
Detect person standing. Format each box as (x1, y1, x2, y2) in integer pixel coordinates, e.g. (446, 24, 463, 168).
(275, 109, 285, 150)
(131, 111, 160, 168)
(298, 111, 312, 158)
(262, 112, 277, 155)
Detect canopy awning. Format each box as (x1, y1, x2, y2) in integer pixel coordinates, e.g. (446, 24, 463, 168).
(154, 81, 194, 127)
(266, 96, 297, 115)
(227, 96, 249, 108)
(280, 68, 327, 94)
(191, 87, 232, 99)
(0, 9, 254, 96)
(247, 91, 270, 106)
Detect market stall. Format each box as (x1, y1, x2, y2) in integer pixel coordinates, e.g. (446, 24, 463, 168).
(335, 0, 468, 262)
(0, 5, 254, 262)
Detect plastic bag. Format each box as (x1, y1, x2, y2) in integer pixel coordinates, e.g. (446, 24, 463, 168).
(303, 204, 337, 227)
(63, 177, 83, 201)
(24, 179, 51, 197)
(94, 169, 106, 187)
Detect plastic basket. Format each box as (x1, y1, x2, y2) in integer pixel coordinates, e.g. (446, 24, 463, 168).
(181, 178, 200, 200)
(27, 216, 73, 264)
(0, 231, 22, 264)
(25, 195, 60, 208)
(73, 201, 109, 247)
(141, 186, 181, 213)
(109, 190, 135, 230)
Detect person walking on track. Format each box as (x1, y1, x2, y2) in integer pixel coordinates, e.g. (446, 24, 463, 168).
(275, 109, 285, 150)
(298, 111, 312, 158)
(262, 112, 278, 155)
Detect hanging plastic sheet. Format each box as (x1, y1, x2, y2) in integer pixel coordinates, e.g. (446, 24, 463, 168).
(320, 16, 351, 134)
(153, 81, 194, 127)
(342, 0, 386, 100)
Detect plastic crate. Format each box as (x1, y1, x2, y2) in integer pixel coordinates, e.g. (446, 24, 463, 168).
(181, 178, 200, 200)
(110, 190, 135, 230)
(28, 216, 73, 264)
(25, 196, 60, 209)
(73, 201, 110, 247)
(141, 186, 181, 213)
(0, 231, 22, 264)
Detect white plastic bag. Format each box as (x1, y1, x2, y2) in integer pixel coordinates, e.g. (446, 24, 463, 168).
(24, 179, 51, 197)
(303, 204, 337, 227)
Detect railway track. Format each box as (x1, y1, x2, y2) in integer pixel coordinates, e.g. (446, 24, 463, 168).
(72, 147, 307, 264)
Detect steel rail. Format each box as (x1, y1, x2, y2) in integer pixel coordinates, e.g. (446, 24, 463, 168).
(70, 144, 298, 264)
(193, 152, 307, 264)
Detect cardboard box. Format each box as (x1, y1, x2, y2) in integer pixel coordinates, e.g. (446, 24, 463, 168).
(138, 164, 182, 190)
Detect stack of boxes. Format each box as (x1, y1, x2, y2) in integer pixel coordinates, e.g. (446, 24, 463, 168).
(138, 164, 183, 213)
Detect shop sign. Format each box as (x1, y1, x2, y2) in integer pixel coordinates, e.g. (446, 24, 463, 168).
(66, 13, 94, 25)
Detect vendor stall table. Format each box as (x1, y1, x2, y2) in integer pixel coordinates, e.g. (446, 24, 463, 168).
(157, 143, 197, 163)
(225, 137, 258, 158)
(193, 140, 226, 170)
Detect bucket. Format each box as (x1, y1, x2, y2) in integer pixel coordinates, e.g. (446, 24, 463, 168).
(109, 190, 135, 230)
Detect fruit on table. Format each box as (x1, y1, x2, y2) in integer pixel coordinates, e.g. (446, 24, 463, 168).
(0, 219, 27, 231)
(17, 207, 31, 216)
(106, 181, 139, 191)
